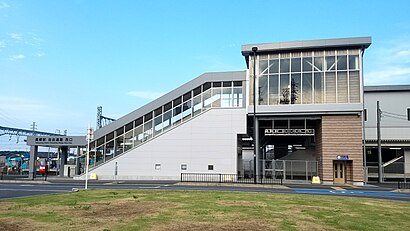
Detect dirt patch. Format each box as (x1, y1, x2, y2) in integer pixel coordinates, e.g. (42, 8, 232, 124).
(0, 218, 51, 231)
(0, 202, 16, 214)
(72, 200, 170, 218)
(286, 204, 336, 212)
(361, 201, 404, 209)
(284, 205, 339, 230)
(292, 219, 337, 231)
(152, 219, 277, 231)
(217, 200, 266, 207)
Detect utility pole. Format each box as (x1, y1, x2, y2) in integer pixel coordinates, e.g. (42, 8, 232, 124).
(85, 126, 93, 190)
(377, 101, 383, 183)
(252, 46, 258, 184)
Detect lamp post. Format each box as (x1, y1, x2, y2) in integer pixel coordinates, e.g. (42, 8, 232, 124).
(252, 46, 258, 184)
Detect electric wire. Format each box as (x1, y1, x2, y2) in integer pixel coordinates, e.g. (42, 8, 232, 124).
(382, 114, 408, 121)
(382, 111, 407, 118)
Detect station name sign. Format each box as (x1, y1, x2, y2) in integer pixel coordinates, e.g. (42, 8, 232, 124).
(264, 129, 315, 136)
(34, 137, 74, 145)
(27, 136, 87, 146)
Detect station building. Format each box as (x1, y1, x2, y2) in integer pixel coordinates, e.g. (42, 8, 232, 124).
(68, 36, 382, 185)
(363, 85, 410, 180)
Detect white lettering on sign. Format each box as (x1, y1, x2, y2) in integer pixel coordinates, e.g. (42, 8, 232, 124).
(264, 129, 315, 136)
(34, 137, 73, 145)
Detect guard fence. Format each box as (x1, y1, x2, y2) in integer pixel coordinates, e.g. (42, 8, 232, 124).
(180, 173, 283, 185)
(398, 181, 410, 189)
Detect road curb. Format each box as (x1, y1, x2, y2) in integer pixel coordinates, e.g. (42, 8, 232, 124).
(392, 189, 410, 193)
(0, 180, 51, 184)
(176, 182, 289, 189)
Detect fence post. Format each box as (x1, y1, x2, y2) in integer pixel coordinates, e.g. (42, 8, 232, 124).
(219, 174, 222, 183)
(306, 161, 308, 182)
(180, 173, 183, 182)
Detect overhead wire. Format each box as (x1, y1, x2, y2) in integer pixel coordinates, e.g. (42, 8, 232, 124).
(382, 111, 407, 118)
(0, 109, 28, 127)
(382, 113, 408, 121)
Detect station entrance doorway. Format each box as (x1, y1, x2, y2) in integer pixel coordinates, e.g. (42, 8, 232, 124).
(26, 136, 87, 179)
(333, 160, 346, 184)
(240, 117, 320, 182)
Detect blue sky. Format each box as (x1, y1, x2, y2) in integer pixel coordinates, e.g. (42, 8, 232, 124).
(1, 0, 410, 150)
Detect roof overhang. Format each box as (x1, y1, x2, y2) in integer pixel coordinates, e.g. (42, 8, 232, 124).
(364, 85, 410, 92)
(241, 36, 372, 67)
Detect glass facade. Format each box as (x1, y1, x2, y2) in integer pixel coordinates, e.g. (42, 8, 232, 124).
(250, 49, 361, 105)
(88, 81, 244, 169)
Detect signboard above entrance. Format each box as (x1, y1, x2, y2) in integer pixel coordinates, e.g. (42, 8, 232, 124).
(336, 155, 349, 160)
(264, 129, 315, 136)
(26, 136, 87, 147)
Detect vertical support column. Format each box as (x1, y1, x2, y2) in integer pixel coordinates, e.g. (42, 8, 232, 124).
(306, 161, 309, 181)
(404, 149, 410, 178)
(60, 146, 68, 177)
(255, 118, 260, 179)
(76, 146, 81, 175)
(29, 145, 38, 180)
(113, 130, 117, 158)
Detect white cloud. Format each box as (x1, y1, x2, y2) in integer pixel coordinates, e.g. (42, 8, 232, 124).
(127, 90, 165, 100)
(0, 2, 9, 9)
(8, 32, 22, 41)
(366, 67, 410, 85)
(364, 38, 410, 85)
(4, 32, 45, 61)
(396, 49, 410, 58)
(192, 55, 241, 71)
(9, 54, 25, 61)
(0, 96, 47, 114)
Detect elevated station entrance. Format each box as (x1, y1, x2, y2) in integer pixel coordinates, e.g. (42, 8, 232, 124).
(259, 117, 318, 181)
(26, 136, 86, 179)
(241, 114, 363, 184)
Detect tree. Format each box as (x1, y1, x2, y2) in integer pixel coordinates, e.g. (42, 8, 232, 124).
(280, 79, 299, 104)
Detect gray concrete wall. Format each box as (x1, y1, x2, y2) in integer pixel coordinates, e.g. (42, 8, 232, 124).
(364, 90, 410, 140)
(280, 149, 316, 161)
(78, 108, 246, 180)
(405, 149, 410, 175)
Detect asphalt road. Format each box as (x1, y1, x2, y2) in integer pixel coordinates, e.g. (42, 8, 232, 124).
(1, 180, 409, 201)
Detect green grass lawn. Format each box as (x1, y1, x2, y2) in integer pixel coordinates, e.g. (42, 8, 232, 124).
(0, 190, 409, 231)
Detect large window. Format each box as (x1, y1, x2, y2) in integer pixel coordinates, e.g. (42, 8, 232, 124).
(255, 49, 361, 105)
(88, 80, 244, 169)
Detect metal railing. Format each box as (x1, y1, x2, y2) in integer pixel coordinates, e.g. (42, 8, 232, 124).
(180, 173, 282, 185)
(398, 181, 410, 189)
(242, 160, 318, 182)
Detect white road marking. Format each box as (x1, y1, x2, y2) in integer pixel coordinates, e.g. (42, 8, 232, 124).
(138, 186, 161, 189)
(0, 188, 69, 192)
